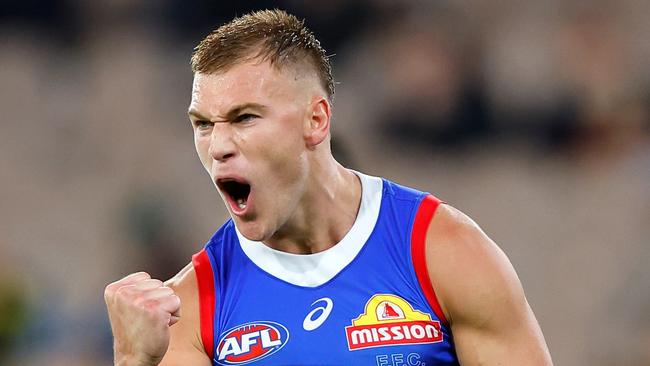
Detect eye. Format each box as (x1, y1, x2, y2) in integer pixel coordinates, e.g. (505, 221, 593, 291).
(233, 113, 258, 123)
(194, 120, 214, 131)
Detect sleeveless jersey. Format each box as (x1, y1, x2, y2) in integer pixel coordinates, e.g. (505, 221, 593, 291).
(192, 172, 459, 365)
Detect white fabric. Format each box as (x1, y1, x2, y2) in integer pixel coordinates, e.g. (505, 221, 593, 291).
(235, 171, 383, 287)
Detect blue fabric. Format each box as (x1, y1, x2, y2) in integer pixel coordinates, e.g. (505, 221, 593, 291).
(202, 179, 459, 365)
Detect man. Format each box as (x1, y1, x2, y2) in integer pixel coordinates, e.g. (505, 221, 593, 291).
(105, 10, 553, 366)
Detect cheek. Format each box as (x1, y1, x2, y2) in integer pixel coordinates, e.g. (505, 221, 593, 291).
(266, 147, 308, 196)
(194, 134, 212, 170)
(247, 118, 304, 163)
(261, 132, 305, 174)
(247, 113, 308, 187)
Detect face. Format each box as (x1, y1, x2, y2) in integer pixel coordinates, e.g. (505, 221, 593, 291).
(188, 60, 326, 241)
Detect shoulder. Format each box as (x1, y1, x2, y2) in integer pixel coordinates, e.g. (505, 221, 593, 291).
(425, 203, 523, 325)
(426, 203, 492, 254)
(422, 204, 553, 364)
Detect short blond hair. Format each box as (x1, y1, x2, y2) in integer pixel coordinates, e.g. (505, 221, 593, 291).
(191, 9, 334, 101)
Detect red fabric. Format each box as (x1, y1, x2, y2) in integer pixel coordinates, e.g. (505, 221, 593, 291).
(192, 249, 215, 360)
(411, 195, 448, 326)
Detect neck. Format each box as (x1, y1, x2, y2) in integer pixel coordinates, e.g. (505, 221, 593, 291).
(265, 157, 362, 254)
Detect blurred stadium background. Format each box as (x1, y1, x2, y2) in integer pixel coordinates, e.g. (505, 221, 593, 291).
(0, 1, 648, 365)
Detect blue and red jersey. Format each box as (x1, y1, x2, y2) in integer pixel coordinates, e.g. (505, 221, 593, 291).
(192, 172, 459, 365)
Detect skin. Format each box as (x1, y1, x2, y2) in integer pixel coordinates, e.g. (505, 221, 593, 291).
(426, 205, 553, 365)
(187, 60, 360, 252)
(104, 56, 553, 366)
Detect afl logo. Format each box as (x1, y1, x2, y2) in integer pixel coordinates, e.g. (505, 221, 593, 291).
(216, 321, 289, 365)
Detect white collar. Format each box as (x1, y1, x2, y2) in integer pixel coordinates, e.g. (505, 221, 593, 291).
(235, 171, 383, 287)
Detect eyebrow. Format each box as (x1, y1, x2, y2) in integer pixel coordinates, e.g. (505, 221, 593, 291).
(188, 103, 267, 121)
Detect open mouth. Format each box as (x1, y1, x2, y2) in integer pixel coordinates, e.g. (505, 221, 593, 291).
(217, 179, 251, 213)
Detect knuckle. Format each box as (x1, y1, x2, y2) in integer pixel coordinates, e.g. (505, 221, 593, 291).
(104, 280, 122, 296)
(134, 271, 151, 278)
(132, 293, 148, 307)
(138, 279, 163, 289)
(104, 285, 115, 300)
(142, 299, 162, 313)
(170, 295, 182, 311)
(114, 285, 135, 302)
(149, 279, 164, 287)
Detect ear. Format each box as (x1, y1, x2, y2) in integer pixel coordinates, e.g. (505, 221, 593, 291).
(304, 97, 331, 148)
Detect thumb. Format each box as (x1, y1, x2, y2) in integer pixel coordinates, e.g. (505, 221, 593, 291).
(165, 295, 181, 326)
(169, 306, 181, 326)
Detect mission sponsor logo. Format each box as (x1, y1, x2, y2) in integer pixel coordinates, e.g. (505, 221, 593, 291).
(345, 294, 443, 351)
(216, 321, 289, 365)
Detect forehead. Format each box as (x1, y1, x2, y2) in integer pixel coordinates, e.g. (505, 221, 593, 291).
(190, 61, 303, 117)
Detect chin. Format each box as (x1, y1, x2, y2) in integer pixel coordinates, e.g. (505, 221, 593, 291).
(234, 219, 270, 242)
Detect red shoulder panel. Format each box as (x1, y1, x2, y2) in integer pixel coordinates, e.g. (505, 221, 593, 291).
(411, 195, 449, 326)
(192, 249, 215, 360)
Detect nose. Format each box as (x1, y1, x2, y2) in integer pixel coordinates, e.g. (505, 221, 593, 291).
(208, 124, 237, 162)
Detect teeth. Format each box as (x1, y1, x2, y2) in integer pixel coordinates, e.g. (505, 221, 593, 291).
(236, 198, 246, 209)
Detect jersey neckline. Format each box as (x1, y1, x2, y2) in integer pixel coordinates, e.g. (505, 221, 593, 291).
(234, 171, 383, 287)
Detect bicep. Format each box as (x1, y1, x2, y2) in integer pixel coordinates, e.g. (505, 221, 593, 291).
(452, 302, 550, 365)
(425, 205, 552, 365)
(449, 249, 551, 365)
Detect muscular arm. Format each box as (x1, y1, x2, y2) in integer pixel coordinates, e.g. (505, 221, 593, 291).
(160, 263, 212, 366)
(425, 204, 553, 365)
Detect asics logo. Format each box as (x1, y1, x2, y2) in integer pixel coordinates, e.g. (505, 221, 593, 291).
(303, 297, 334, 331)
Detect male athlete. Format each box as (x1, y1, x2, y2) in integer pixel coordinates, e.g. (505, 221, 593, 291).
(105, 10, 553, 366)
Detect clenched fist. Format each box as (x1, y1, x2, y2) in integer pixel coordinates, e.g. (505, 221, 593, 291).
(105, 272, 181, 366)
